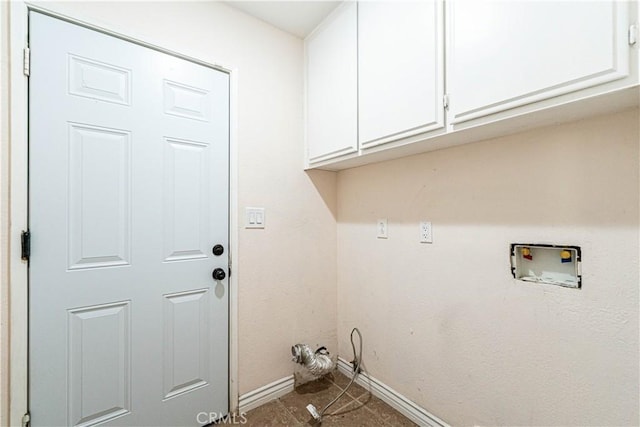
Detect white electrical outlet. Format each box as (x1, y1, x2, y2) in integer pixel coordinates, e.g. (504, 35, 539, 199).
(377, 218, 388, 239)
(420, 221, 432, 243)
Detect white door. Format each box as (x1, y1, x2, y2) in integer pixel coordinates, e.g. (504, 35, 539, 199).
(29, 12, 229, 426)
(358, 1, 444, 148)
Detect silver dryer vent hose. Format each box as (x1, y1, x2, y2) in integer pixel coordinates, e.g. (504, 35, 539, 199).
(291, 344, 335, 377)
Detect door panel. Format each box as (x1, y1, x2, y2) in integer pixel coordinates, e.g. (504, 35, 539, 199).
(68, 302, 131, 426)
(163, 80, 212, 122)
(163, 137, 210, 262)
(68, 54, 132, 105)
(162, 289, 210, 400)
(29, 12, 229, 426)
(68, 123, 132, 270)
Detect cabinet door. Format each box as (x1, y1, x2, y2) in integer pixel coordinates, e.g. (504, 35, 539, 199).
(305, 2, 358, 165)
(448, 0, 631, 125)
(358, 1, 445, 149)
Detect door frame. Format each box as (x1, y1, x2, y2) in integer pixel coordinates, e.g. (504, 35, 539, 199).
(7, 2, 240, 424)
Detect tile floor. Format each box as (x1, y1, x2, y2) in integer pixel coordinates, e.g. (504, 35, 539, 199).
(241, 371, 417, 426)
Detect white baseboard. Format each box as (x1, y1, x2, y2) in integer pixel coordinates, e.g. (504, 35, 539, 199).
(238, 375, 294, 414)
(337, 358, 449, 427)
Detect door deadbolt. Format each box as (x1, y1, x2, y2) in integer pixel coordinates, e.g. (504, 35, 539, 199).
(212, 244, 224, 256)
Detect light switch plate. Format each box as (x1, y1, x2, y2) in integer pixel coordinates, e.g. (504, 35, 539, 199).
(246, 207, 265, 229)
(377, 218, 388, 239)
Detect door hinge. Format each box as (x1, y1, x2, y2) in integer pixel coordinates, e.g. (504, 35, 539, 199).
(23, 47, 30, 77)
(21, 230, 31, 262)
(443, 94, 449, 110)
(22, 412, 30, 427)
(629, 24, 638, 46)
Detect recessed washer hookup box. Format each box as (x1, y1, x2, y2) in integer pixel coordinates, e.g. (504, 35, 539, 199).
(510, 244, 582, 289)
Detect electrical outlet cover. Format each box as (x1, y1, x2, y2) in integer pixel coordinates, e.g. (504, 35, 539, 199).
(420, 221, 432, 243)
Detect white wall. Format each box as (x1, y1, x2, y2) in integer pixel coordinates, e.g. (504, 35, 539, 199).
(337, 108, 639, 426)
(0, 2, 338, 418)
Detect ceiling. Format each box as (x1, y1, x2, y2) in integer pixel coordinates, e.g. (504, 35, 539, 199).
(225, 1, 341, 38)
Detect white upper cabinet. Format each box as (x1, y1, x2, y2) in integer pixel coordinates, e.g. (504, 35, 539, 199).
(358, 1, 445, 148)
(304, 0, 638, 170)
(305, 2, 358, 165)
(447, 0, 632, 125)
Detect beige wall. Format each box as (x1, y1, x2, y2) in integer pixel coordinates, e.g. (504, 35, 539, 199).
(337, 108, 639, 426)
(0, 2, 338, 416)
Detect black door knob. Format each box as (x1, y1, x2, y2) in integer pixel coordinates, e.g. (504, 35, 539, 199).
(212, 244, 224, 256)
(212, 268, 226, 281)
